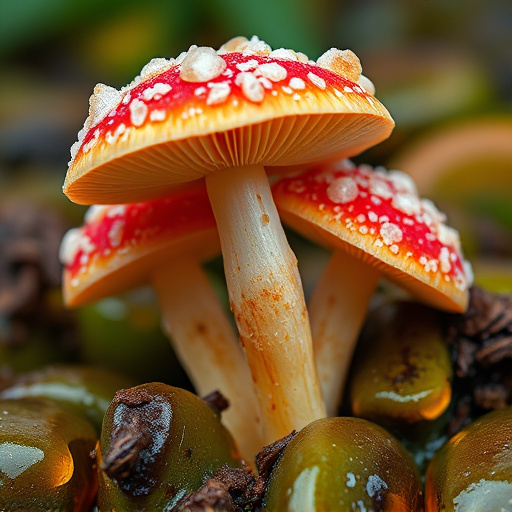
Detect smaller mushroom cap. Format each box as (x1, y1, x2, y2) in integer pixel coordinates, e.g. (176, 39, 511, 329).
(60, 181, 219, 306)
(272, 160, 473, 312)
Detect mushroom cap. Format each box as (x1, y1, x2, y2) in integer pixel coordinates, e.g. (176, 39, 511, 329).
(271, 161, 473, 312)
(64, 37, 394, 205)
(60, 181, 219, 306)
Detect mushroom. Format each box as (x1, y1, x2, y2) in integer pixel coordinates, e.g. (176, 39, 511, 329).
(59, 182, 263, 461)
(62, 36, 394, 442)
(272, 160, 473, 415)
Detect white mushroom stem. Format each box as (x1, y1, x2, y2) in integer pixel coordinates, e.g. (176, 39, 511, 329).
(205, 164, 326, 444)
(151, 258, 263, 461)
(308, 250, 381, 416)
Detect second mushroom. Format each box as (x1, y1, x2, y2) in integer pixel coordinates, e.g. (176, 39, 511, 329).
(272, 160, 473, 415)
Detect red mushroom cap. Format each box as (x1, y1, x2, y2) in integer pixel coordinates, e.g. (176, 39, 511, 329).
(64, 37, 393, 205)
(272, 161, 473, 312)
(60, 181, 218, 306)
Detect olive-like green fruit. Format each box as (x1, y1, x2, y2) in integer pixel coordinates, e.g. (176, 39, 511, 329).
(425, 407, 512, 511)
(349, 300, 452, 426)
(0, 364, 136, 434)
(97, 382, 242, 511)
(0, 398, 97, 511)
(264, 417, 423, 511)
(78, 291, 191, 387)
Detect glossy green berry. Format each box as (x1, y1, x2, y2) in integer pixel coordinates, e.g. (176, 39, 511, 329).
(78, 290, 190, 386)
(97, 382, 242, 511)
(0, 398, 97, 511)
(350, 300, 453, 426)
(0, 364, 136, 434)
(264, 416, 423, 511)
(425, 407, 512, 511)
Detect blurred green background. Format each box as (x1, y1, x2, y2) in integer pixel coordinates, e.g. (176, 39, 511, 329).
(1, 0, 511, 213)
(0, 0, 511, 381)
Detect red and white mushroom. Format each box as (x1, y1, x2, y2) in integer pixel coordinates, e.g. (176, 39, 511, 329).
(62, 35, 394, 442)
(59, 182, 263, 461)
(272, 160, 473, 415)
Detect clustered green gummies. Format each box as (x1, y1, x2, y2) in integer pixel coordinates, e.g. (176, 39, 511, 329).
(0, 398, 98, 511)
(96, 382, 242, 511)
(263, 416, 423, 511)
(425, 407, 512, 512)
(350, 300, 453, 426)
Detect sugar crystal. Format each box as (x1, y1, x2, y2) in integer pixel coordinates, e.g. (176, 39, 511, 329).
(180, 47, 227, 83)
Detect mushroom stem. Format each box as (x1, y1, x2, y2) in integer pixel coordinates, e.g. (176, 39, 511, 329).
(151, 259, 263, 461)
(309, 250, 380, 416)
(205, 164, 326, 443)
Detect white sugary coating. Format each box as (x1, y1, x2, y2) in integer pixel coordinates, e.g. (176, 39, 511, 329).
(68, 36, 373, 167)
(150, 109, 167, 121)
(439, 246, 452, 274)
(59, 228, 96, 266)
(366, 474, 388, 498)
(289, 77, 306, 90)
(437, 223, 462, 249)
(84, 204, 109, 225)
(105, 205, 128, 218)
(392, 193, 422, 216)
(316, 48, 361, 83)
(307, 72, 326, 90)
(82, 129, 100, 154)
(358, 74, 375, 95)
(108, 219, 125, 248)
(69, 84, 123, 163)
(259, 77, 274, 90)
(368, 176, 393, 200)
(296, 52, 309, 63)
(139, 58, 175, 81)
(280, 164, 471, 287)
(269, 48, 299, 61)
(453, 478, 512, 512)
(129, 99, 148, 127)
(206, 82, 231, 105)
(257, 62, 288, 82)
(87, 84, 122, 131)
(240, 35, 272, 55)
(105, 123, 127, 145)
(142, 82, 172, 101)
(420, 198, 447, 227)
(59, 228, 82, 266)
(326, 177, 359, 204)
(380, 222, 403, 246)
(387, 170, 417, 194)
(236, 59, 259, 72)
(235, 72, 265, 102)
(180, 46, 227, 83)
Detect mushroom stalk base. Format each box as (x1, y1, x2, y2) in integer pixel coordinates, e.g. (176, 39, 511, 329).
(309, 249, 380, 416)
(206, 164, 326, 444)
(151, 259, 263, 461)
